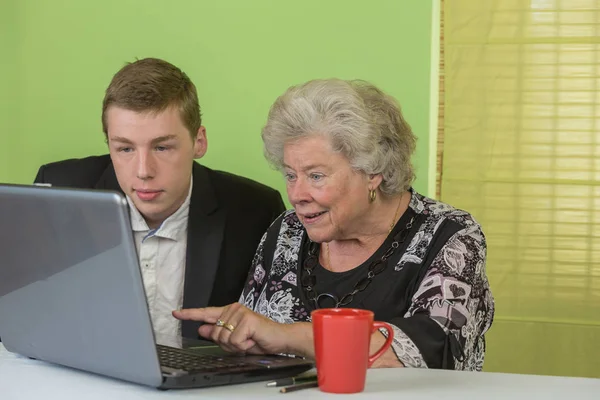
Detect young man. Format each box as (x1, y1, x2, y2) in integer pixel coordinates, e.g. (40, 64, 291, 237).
(34, 58, 285, 339)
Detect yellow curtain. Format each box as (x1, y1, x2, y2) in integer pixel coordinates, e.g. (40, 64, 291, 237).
(442, 0, 600, 377)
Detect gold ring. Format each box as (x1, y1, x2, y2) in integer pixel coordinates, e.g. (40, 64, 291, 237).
(215, 319, 225, 327)
(223, 323, 235, 333)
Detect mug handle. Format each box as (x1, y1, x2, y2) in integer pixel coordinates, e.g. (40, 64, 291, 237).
(368, 321, 394, 367)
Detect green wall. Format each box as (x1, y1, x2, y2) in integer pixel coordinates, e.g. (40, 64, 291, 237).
(1, 0, 18, 180)
(1, 0, 435, 201)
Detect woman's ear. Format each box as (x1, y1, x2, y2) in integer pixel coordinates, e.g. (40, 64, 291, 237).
(367, 174, 383, 191)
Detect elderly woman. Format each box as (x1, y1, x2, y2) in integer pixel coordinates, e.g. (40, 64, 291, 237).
(174, 79, 494, 370)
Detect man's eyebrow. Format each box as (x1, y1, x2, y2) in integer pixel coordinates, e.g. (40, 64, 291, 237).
(150, 135, 178, 145)
(109, 135, 178, 145)
(109, 136, 133, 144)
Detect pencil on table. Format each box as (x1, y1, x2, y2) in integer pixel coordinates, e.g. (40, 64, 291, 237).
(279, 381, 319, 393)
(266, 374, 317, 387)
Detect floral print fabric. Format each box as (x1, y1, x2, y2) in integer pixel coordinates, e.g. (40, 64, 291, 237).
(239, 190, 494, 370)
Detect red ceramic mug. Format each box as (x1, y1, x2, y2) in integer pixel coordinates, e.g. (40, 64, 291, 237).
(311, 308, 394, 393)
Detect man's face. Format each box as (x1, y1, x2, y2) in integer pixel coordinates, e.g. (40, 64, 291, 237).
(106, 106, 207, 228)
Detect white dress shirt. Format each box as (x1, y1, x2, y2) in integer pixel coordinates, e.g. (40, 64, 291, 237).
(126, 180, 192, 341)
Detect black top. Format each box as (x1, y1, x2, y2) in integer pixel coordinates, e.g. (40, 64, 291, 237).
(300, 208, 426, 314)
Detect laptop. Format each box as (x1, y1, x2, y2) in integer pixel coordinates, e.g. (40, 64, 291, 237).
(0, 183, 313, 389)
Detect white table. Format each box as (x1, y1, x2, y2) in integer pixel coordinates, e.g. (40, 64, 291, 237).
(1, 344, 599, 399)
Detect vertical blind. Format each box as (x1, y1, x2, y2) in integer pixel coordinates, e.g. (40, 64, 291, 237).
(441, 0, 600, 377)
(436, 0, 446, 200)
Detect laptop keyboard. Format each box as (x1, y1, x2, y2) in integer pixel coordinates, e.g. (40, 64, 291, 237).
(157, 344, 254, 373)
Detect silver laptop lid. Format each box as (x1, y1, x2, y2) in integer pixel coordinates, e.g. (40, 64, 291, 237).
(0, 184, 163, 387)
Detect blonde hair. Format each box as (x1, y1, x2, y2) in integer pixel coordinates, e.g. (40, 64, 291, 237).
(262, 79, 416, 195)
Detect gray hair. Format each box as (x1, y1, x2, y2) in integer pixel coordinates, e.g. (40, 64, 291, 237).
(261, 79, 417, 196)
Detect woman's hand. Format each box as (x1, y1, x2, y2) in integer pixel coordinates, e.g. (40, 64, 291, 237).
(369, 331, 404, 368)
(172, 302, 311, 356)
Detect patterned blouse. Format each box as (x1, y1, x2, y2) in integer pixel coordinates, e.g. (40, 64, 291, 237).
(239, 189, 494, 370)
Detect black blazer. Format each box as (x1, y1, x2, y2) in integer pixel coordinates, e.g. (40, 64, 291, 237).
(34, 155, 285, 337)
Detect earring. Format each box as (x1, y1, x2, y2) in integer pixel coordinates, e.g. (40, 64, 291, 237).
(369, 189, 376, 203)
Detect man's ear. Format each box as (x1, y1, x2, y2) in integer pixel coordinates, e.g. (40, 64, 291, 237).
(193, 126, 208, 158)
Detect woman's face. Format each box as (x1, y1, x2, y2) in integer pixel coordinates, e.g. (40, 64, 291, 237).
(283, 135, 377, 243)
